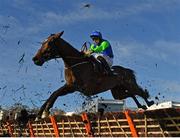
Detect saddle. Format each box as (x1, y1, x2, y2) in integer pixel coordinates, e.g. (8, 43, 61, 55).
(89, 56, 112, 75)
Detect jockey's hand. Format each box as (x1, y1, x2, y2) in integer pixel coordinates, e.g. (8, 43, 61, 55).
(84, 50, 93, 57)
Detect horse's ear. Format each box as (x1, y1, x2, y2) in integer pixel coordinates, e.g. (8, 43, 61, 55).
(57, 31, 64, 38)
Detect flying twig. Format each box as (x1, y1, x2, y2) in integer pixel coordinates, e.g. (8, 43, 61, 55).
(83, 3, 91, 8)
(36, 41, 42, 44)
(29, 99, 38, 108)
(2, 85, 7, 90)
(17, 40, 21, 45)
(18, 53, 25, 63)
(14, 85, 26, 92)
(155, 63, 158, 68)
(18, 53, 25, 72)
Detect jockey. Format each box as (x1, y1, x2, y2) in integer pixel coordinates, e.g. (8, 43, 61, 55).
(86, 31, 114, 75)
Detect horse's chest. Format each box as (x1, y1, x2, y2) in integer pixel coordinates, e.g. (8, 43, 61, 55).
(65, 69, 76, 85)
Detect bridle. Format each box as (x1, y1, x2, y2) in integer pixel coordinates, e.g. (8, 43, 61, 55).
(43, 37, 90, 69)
(48, 38, 61, 58)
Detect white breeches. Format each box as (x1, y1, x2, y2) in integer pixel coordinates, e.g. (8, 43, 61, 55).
(93, 53, 113, 67)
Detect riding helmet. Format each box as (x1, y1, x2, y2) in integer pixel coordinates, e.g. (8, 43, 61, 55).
(90, 31, 102, 39)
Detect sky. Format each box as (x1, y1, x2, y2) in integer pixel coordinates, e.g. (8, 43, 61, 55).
(0, 0, 180, 112)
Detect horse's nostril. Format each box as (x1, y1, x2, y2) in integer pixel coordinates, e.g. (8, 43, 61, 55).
(32, 57, 37, 61)
(32, 56, 43, 66)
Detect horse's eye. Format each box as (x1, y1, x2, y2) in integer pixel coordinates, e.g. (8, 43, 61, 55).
(48, 40, 55, 46)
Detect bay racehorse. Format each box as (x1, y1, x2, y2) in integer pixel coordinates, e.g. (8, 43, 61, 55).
(32, 31, 154, 118)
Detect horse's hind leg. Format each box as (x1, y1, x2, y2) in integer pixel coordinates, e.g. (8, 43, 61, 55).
(111, 86, 147, 110)
(111, 86, 129, 100)
(112, 65, 154, 108)
(142, 90, 154, 107)
(126, 79, 154, 107)
(145, 99, 154, 107)
(136, 88, 154, 107)
(131, 95, 147, 110)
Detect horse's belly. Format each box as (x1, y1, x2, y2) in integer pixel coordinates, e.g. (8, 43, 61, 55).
(82, 76, 118, 96)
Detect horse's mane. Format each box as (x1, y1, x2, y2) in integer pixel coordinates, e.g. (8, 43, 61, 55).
(59, 38, 84, 58)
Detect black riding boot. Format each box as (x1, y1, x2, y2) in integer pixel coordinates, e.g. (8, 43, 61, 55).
(97, 56, 112, 75)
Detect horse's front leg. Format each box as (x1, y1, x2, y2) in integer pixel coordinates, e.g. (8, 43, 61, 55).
(38, 84, 75, 118)
(131, 95, 147, 110)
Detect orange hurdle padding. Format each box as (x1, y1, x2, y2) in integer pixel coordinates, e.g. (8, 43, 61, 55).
(50, 115, 60, 137)
(124, 110, 138, 137)
(6, 122, 13, 136)
(81, 112, 93, 137)
(28, 121, 34, 137)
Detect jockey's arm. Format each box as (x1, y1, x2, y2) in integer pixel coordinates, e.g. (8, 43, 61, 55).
(90, 41, 109, 53)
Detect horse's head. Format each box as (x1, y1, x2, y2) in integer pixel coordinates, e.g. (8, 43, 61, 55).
(32, 31, 64, 66)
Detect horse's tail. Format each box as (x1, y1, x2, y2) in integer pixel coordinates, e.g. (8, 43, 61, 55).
(129, 71, 150, 99)
(112, 65, 136, 82)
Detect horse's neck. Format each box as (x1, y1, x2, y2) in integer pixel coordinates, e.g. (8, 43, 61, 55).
(58, 39, 81, 57)
(57, 39, 84, 66)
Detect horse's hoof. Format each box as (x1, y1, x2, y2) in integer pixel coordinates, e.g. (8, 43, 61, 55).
(147, 100, 154, 107)
(41, 111, 50, 119)
(141, 105, 147, 110)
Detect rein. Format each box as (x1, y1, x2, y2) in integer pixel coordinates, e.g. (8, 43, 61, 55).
(46, 36, 90, 70)
(64, 56, 85, 60)
(64, 61, 89, 69)
(64, 55, 89, 69)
